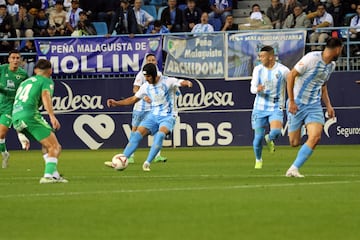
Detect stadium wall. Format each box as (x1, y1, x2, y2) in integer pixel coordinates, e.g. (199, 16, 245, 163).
(6, 72, 360, 150)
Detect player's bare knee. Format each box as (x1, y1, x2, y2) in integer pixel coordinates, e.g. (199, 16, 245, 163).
(289, 140, 300, 147)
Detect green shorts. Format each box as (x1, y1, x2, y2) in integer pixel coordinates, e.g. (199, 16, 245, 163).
(13, 114, 53, 142)
(0, 111, 12, 128)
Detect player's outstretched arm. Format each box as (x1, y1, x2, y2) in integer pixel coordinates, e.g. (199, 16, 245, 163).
(180, 80, 193, 88)
(107, 96, 140, 107)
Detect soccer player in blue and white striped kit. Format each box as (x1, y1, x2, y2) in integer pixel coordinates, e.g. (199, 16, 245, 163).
(128, 53, 167, 163)
(250, 46, 290, 169)
(107, 63, 193, 171)
(286, 37, 343, 177)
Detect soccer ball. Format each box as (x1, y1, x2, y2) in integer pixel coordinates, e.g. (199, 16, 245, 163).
(111, 154, 129, 171)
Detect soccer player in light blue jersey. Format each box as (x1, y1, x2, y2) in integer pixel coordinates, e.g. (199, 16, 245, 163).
(285, 37, 343, 178)
(106, 63, 193, 171)
(128, 53, 167, 163)
(250, 46, 290, 169)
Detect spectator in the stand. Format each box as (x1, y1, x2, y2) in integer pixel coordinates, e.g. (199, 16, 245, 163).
(97, 0, 117, 29)
(305, 0, 321, 13)
(63, 0, 71, 10)
(196, 0, 211, 13)
(283, 4, 311, 28)
(343, 0, 358, 14)
(49, 0, 67, 36)
(72, 11, 97, 36)
(40, 0, 55, 13)
(183, 0, 202, 32)
(191, 12, 214, 33)
(221, 14, 238, 31)
(208, 0, 233, 24)
(308, 3, 333, 51)
(33, 8, 49, 36)
(239, 4, 272, 29)
(6, 0, 19, 16)
(283, 0, 301, 17)
(78, 0, 98, 21)
(20, 40, 36, 76)
(0, 4, 16, 62)
(108, 0, 140, 35)
(298, 0, 310, 12)
(349, 3, 360, 55)
(267, 0, 285, 29)
(160, 0, 185, 33)
(146, 19, 170, 34)
(133, 0, 154, 34)
(12, 4, 35, 38)
(65, 0, 83, 35)
(43, 24, 58, 36)
(327, 0, 345, 27)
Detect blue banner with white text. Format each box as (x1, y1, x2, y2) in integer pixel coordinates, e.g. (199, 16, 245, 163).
(163, 34, 225, 79)
(226, 30, 307, 80)
(34, 36, 163, 75)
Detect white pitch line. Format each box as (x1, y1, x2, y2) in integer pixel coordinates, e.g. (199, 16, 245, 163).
(0, 180, 359, 199)
(1, 173, 359, 181)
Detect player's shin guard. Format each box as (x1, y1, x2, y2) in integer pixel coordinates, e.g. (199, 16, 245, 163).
(269, 128, 281, 141)
(293, 144, 313, 168)
(146, 132, 165, 163)
(253, 128, 265, 160)
(123, 131, 143, 158)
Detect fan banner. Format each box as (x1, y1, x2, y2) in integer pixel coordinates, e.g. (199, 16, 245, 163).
(226, 30, 307, 80)
(163, 34, 225, 79)
(34, 35, 163, 75)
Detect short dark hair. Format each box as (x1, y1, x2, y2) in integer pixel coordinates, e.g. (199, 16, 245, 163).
(154, 20, 162, 28)
(260, 46, 274, 54)
(146, 53, 156, 59)
(0, 4, 7, 9)
(35, 59, 52, 70)
(252, 4, 260, 9)
(142, 63, 157, 80)
(326, 37, 343, 49)
(8, 50, 20, 57)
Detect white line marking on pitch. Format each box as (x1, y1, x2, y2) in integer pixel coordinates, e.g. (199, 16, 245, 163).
(0, 180, 359, 199)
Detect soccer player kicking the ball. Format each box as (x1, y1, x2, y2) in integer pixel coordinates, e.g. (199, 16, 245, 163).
(250, 46, 290, 169)
(12, 59, 68, 183)
(128, 53, 167, 163)
(285, 37, 342, 177)
(106, 63, 192, 171)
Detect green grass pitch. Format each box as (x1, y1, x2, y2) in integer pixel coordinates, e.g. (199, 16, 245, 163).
(0, 145, 359, 240)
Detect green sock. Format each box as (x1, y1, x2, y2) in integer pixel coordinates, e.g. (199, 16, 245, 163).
(44, 162, 57, 177)
(0, 138, 7, 153)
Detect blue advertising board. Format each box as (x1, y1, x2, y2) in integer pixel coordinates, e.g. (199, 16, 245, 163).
(5, 72, 360, 150)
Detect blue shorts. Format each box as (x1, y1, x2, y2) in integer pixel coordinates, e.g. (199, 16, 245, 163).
(251, 109, 284, 129)
(132, 110, 150, 128)
(287, 101, 325, 133)
(140, 113, 176, 135)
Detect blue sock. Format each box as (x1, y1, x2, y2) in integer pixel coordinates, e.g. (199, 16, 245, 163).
(123, 131, 143, 158)
(253, 128, 265, 160)
(269, 128, 281, 141)
(146, 132, 165, 163)
(293, 144, 313, 168)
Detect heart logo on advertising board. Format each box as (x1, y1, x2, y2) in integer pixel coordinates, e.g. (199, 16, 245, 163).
(73, 114, 115, 149)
